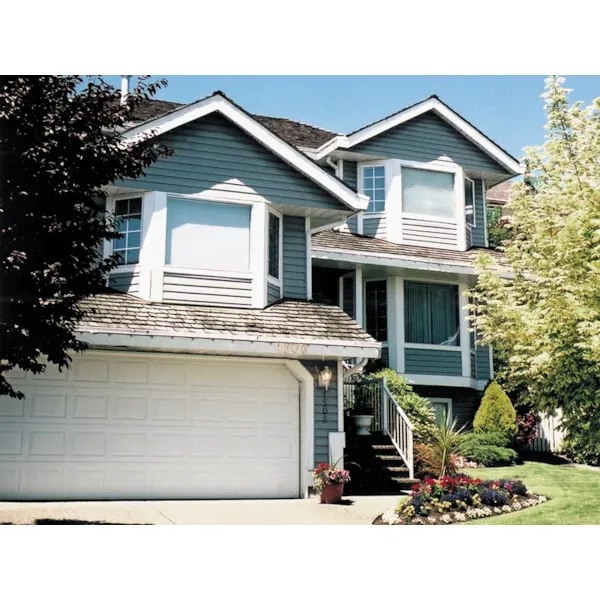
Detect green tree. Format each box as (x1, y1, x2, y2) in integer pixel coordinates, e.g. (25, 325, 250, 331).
(0, 76, 171, 398)
(487, 205, 513, 250)
(473, 381, 517, 438)
(469, 76, 600, 464)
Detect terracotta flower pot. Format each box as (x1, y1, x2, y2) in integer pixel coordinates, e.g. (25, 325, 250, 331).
(320, 483, 344, 504)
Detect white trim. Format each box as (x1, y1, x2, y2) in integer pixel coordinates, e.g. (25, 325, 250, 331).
(397, 277, 405, 373)
(482, 179, 489, 247)
(284, 360, 315, 498)
(337, 360, 344, 432)
(123, 94, 369, 212)
(77, 330, 381, 360)
(305, 217, 312, 300)
(358, 161, 388, 214)
(338, 276, 344, 311)
(163, 265, 252, 279)
(250, 202, 268, 308)
(357, 212, 364, 234)
(313, 97, 524, 176)
(406, 374, 487, 391)
(405, 343, 461, 352)
(428, 397, 453, 425)
(354, 266, 364, 328)
(338, 159, 344, 181)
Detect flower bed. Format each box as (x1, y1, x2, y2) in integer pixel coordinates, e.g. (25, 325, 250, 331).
(375, 474, 547, 525)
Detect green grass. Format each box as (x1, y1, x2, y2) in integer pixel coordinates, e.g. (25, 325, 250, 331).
(461, 462, 600, 525)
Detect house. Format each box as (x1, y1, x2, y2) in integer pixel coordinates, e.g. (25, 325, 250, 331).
(487, 180, 514, 212)
(0, 81, 521, 501)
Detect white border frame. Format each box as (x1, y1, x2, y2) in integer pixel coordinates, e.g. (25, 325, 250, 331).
(266, 208, 283, 287)
(427, 397, 453, 425)
(465, 175, 476, 228)
(358, 161, 389, 215)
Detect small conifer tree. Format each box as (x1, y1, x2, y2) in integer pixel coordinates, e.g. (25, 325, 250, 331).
(473, 381, 518, 438)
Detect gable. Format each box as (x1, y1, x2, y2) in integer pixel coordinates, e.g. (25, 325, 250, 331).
(351, 112, 512, 175)
(121, 113, 347, 210)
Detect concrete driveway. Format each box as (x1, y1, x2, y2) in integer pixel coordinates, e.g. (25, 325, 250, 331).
(0, 495, 399, 525)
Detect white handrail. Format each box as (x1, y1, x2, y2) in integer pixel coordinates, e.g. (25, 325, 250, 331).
(381, 380, 415, 480)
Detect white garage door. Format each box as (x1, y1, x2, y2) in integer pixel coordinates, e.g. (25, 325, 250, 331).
(0, 353, 300, 500)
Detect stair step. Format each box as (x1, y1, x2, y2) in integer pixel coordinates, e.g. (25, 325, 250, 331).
(386, 466, 409, 474)
(390, 477, 419, 485)
(371, 445, 397, 452)
(374, 454, 405, 462)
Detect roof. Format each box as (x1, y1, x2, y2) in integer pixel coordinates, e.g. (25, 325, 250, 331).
(487, 181, 514, 206)
(129, 98, 338, 149)
(78, 291, 376, 345)
(312, 230, 507, 269)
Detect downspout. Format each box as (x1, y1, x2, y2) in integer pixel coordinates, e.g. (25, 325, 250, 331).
(326, 156, 340, 176)
(120, 75, 131, 104)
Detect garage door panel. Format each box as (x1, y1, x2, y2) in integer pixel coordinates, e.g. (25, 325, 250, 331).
(0, 354, 300, 500)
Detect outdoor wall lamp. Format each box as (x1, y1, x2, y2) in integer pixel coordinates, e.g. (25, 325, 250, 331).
(317, 365, 332, 390)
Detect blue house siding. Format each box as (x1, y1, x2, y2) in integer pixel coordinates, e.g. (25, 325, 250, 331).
(352, 113, 511, 175)
(121, 114, 345, 211)
(302, 359, 338, 465)
(476, 345, 491, 381)
(282, 216, 307, 299)
(267, 281, 281, 304)
(405, 348, 462, 376)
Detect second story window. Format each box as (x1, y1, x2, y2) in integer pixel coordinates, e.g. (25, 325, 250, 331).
(465, 177, 475, 226)
(404, 281, 460, 346)
(114, 197, 142, 265)
(362, 165, 386, 213)
(166, 198, 251, 272)
(402, 167, 455, 219)
(365, 280, 387, 342)
(268, 212, 281, 280)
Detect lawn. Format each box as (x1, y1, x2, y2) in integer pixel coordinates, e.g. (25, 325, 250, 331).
(460, 461, 600, 525)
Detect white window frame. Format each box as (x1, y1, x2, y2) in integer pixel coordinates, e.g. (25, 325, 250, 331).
(266, 208, 283, 286)
(465, 175, 476, 228)
(399, 160, 462, 223)
(428, 397, 453, 426)
(105, 193, 144, 272)
(358, 161, 390, 215)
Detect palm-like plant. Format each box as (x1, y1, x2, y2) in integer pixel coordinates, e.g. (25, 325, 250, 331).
(416, 419, 468, 478)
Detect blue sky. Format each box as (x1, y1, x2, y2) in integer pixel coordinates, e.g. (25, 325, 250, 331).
(105, 76, 600, 159)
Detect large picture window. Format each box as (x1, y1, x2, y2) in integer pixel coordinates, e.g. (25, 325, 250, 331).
(114, 197, 142, 265)
(404, 281, 460, 346)
(166, 198, 251, 272)
(365, 280, 387, 342)
(362, 165, 386, 213)
(268, 212, 280, 280)
(402, 167, 455, 219)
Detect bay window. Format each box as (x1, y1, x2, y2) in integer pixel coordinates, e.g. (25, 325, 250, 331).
(114, 197, 142, 265)
(166, 198, 251, 272)
(362, 165, 386, 213)
(465, 176, 475, 226)
(402, 167, 455, 219)
(365, 280, 387, 342)
(404, 281, 460, 346)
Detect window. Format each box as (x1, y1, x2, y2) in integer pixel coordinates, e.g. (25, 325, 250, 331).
(362, 165, 386, 213)
(429, 398, 452, 427)
(166, 198, 251, 272)
(268, 212, 280, 280)
(465, 177, 475, 226)
(365, 280, 387, 342)
(404, 281, 460, 346)
(402, 167, 455, 219)
(114, 197, 142, 265)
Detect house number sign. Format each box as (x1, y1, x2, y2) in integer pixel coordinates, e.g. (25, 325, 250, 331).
(276, 343, 308, 355)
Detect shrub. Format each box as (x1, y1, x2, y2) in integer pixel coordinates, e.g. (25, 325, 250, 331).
(479, 488, 510, 506)
(415, 419, 466, 478)
(459, 433, 518, 467)
(473, 381, 518, 438)
(516, 413, 539, 452)
(461, 431, 511, 448)
(365, 369, 437, 443)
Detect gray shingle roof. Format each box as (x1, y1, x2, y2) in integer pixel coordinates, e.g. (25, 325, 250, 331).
(78, 291, 376, 344)
(312, 230, 506, 267)
(129, 99, 338, 149)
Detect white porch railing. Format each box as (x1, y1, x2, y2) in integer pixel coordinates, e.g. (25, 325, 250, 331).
(382, 381, 415, 480)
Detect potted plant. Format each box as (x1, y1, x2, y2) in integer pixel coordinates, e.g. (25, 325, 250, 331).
(312, 460, 351, 504)
(350, 389, 375, 436)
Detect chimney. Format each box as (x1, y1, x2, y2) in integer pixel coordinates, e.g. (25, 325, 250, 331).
(120, 75, 131, 104)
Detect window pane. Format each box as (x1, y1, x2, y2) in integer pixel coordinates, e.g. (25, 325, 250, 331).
(127, 231, 141, 249)
(118, 218, 128, 233)
(402, 168, 455, 218)
(365, 280, 387, 342)
(373, 166, 385, 177)
(128, 216, 142, 232)
(363, 166, 386, 213)
(166, 198, 251, 271)
(129, 198, 142, 214)
(114, 235, 126, 250)
(126, 248, 140, 265)
(115, 200, 128, 216)
(431, 402, 449, 426)
(373, 188, 385, 201)
(404, 281, 459, 346)
(268, 213, 280, 279)
(364, 167, 374, 178)
(114, 250, 126, 265)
